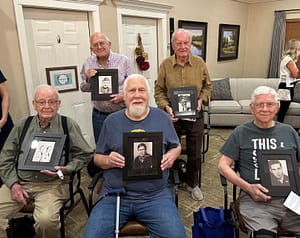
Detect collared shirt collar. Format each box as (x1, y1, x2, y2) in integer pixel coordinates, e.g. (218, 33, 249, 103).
(172, 54, 193, 67)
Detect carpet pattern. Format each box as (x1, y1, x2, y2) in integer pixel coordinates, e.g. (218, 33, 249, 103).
(64, 128, 250, 238)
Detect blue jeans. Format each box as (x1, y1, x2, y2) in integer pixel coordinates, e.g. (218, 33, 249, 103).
(92, 110, 109, 144)
(82, 196, 187, 238)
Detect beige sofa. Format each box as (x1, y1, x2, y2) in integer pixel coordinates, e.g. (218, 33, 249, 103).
(208, 78, 300, 128)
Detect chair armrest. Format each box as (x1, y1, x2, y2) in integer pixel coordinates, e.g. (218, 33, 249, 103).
(88, 171, 103, 212)
(220, 174, 229, 211)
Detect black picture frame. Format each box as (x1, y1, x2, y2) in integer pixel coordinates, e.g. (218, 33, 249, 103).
(178, 20, 208, 61)
(18, 133, 66, 171)
(170, 86, 197, 119)
(46, 65, 79, 93)
(91, 69, 118, 100)
(123, 132, 163, 180)
(257, 150, 300, 196)
(218, 24, 240, 61)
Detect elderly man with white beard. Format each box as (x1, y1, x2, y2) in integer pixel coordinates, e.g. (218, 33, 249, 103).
(82, 74, 187, 238)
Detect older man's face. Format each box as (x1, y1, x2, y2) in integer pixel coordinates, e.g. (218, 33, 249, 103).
(172, 31, 191, 58)
(124, 77, 149, 119)
(32, 88, 60, 122)
(90, 33, 111, 59)
(250, 94, 279, 124)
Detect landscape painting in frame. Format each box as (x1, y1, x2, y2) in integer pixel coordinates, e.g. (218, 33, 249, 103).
(218, 24, 240, 61)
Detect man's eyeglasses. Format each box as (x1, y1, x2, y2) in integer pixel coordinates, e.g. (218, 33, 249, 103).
(91, 41, 108, 49)
(35, 100, 59, 107)
(253, 102, 277, 109)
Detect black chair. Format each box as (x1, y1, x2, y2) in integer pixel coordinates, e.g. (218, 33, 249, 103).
(220, 173, 297, 238)
(88, 168, 180, 237)
(9, 169, 89, 238)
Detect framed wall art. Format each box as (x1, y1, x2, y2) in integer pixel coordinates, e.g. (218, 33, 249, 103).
(178, 20, 208, 61)
(170, 86, 197, 119)
(123, 132, 163, 180)
(91, 69, 118, 100)
(18, 133, 66, 171)
(46, 65, 79, 93)
(218, 24, 240, 61)
(257, 149, 300, 196)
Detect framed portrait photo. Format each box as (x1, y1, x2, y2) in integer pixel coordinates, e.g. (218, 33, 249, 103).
(46, 65, 79, 93)
(178, 20, 208, 61)
(91, 69, 118, 100)
(218, 24, 240, 61)
(257, 150, 300, 196)
(123, 132, 163, 180)
(18, 133, 66, 171)
(170, 86, 197, 119)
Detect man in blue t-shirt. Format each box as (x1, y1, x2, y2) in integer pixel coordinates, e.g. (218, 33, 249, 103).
(82, 74, 187, 238)
(218, 86, 300, 238)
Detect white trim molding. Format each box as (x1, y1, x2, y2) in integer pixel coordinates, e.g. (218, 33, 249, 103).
(114, 0, 173, 13)
(114, 0, 174, 64)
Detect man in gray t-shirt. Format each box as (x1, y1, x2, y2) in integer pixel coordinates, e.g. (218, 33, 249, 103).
(218, 86, 300, 238)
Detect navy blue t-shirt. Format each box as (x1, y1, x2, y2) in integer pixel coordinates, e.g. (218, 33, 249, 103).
(96, 107, 179, 201)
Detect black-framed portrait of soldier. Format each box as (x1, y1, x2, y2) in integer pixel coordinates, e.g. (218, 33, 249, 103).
(91, 69, 118, 100)
(170, 86, 197, 119)
(123, 132, 163, 180)
(257, 149, 300, 196)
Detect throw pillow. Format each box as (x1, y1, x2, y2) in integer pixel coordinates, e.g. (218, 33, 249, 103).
(211, 77, 233, 100)
(292, 81, 300, 103)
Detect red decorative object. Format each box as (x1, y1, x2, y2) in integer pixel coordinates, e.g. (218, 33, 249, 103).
(135, 33, 150, 71)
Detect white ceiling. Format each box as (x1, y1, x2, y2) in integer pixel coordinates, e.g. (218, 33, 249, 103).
(231, 0, 284, 4)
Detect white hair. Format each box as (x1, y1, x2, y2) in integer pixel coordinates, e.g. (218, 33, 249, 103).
(250, 86, 279, 103)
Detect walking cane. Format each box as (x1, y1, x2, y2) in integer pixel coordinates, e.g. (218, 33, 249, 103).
(108, 188, 125, 238)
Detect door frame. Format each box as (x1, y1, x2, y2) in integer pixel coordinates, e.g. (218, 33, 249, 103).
(115, 0, 173, 67)
(13, 0, 102, 113)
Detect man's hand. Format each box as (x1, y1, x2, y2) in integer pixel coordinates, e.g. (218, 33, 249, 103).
(160, 154, 176, 171)
(197, 99, 202, 111)
(165, 105, 178, 122)
(106, 152, 125, 169)
(85, 69, 97, 83)
(110, 94, 124, 104)
(160, 144, 181, 171)
(246, 183, 271, 202)
(10, 183, 29, 205)
(40, 166, 68, 179)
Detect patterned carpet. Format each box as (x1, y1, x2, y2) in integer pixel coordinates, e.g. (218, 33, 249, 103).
(64, 128, 250, 238)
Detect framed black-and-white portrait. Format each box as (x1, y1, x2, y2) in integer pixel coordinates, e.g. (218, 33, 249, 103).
(18, 133, 66, 171)
(170, 86, 197, 119)
(123, 132, 163, 180)
(91, 69, 118, 100)
(257, 150, 300, 196)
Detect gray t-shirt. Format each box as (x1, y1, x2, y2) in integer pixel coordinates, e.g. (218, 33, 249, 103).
(220, 121, 300, 184)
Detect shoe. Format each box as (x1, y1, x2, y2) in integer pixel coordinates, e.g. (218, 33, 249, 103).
(187, 185, 203, 201)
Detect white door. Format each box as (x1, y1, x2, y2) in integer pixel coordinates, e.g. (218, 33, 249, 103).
(121, 16, 158, 107)
(23, 8, 94, 146)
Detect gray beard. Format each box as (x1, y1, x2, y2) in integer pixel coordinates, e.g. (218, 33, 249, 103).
(128, 105, 147, 117)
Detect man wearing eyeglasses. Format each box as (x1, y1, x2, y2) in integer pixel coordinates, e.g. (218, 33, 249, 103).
(80, 32, 133, 177)
(0, 84, 94, 238)
(218, 86, 300, 238)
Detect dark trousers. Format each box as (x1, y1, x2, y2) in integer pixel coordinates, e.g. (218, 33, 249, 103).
(0, 113, 13, 151)
(277, 82, 294, 123)
(174, 111, 204, 188)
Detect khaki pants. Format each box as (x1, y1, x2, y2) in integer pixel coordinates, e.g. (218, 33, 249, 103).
(0, 180, 69, 238)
